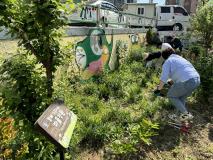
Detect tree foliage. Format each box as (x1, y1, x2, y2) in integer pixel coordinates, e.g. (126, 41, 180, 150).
(0, 0, 74, 97)
(191, 1, 213, 52)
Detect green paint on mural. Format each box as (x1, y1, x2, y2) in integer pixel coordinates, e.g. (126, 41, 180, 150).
(75, 29, 113, 79)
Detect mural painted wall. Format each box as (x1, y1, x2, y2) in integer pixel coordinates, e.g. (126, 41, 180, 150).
(75, 29, 113, 80)
(75, 29, 143, 80)
(74, 28, 144, 80)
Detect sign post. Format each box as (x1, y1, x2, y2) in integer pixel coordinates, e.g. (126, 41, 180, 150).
(35, 100, 77, 159)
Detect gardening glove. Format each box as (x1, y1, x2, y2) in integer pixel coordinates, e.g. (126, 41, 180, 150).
(154, 89, 161, 96)
(154, 89, 166, 97)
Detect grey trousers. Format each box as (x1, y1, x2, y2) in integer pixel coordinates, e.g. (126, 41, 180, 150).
(167, 77, 200, 113)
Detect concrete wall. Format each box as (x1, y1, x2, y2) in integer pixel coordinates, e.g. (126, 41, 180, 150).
(0, 27, 146, 80)
(0, 26, 147, 40)
(65, 27, 146, 36)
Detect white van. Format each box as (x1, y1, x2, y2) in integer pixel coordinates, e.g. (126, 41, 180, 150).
(156, 5, 190, 31)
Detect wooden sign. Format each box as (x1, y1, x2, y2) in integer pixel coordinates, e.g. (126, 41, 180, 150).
(35, 101, 77, 149)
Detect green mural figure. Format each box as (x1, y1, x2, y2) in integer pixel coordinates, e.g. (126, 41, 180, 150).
(75, 29, 113, 80)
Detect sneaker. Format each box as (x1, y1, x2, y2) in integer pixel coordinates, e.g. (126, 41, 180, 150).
(180, 112, 194, 121)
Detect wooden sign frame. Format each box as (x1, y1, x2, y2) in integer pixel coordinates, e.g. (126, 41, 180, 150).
(35, 101, 77, 149)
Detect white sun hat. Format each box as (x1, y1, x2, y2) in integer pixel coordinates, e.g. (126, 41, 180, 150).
(161, 43, 173, 52)
(142, 52, 149, 60)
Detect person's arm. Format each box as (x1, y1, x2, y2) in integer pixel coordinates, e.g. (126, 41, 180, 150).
(158, 61, 170, 90)
(145, 51, 161, 62)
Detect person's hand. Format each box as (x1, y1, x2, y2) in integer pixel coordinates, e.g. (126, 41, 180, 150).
(154, 86, 161, 96)
(154, 86, 166, 97)
(154, 89, 161, 95)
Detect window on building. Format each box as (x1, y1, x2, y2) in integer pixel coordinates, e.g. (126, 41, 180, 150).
(161, 7, 171, 13)
(174, 7, 188, 15)
(127, 0, 134, 3)
(138, 8, 144, 15)
(176, 0, 180, 5)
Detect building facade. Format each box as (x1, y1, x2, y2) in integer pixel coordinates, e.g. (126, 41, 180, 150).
(165, 0, 181, 5)
(165, 0, 199, 14)
(123, 3, 156, 18)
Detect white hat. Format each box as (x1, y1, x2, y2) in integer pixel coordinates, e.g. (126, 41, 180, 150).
(161, 43, 172, 52)
(142, 52, 149, 60)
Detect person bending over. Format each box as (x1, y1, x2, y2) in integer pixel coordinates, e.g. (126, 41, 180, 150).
(155, 43, 200, 121)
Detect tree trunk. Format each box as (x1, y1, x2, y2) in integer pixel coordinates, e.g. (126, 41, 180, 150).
(45, 64, 53, 98)
(44, 55, 54, 98)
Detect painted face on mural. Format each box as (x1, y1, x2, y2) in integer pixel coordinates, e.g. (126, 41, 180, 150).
(75, 46, 87, 69)
(90, 30, 103, 56)
(75, 29, 113, 80)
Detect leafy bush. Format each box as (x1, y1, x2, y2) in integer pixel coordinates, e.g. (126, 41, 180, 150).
(0, 106, 58, 160)
(146, 28, 153, 45)
(123, 83, 141, 103)
(0, 53, 59, 159)
(189, 45, 203, 56)
(186, 44, 204, 60)
(0, 117, 29, 159)
(128, 44, 145, 62)
(194, 53, 213, 104)
(0, 54, 49, 122)
(103, 73, 123, 98)
(109, 119, 159, 157)
(191, 2, 213, 51)
(145, 28, 161, 46)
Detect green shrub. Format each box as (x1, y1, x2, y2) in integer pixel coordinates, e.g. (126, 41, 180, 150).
(109, 119, 159, 156)
(146, 28, 153, 45)
(0, 53, 58, 159)
(186, 44, 205, 60)
(194, 54, 213, 104)
(98, 84, 110, 100)
(123, 83, 141, 103)
(130, 61, 145, 74)
(104, 73, 123, 98)
(83, 83, 99, 96)
(128, 44, 144, 62)
(0, 54, 49, 122)
(0, 117, 28, 159)
(189, 45, 203, 56)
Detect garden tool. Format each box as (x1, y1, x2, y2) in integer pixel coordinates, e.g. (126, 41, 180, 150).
(167, 121, 191, 133)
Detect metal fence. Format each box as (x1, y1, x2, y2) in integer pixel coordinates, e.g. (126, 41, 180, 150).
(67, 5, 157, 28)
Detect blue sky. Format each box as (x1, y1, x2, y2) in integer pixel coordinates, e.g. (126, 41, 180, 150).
(137, 0, 165, 5)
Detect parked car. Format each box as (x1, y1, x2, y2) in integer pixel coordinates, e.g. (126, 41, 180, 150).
(156, 5, 190, 31)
